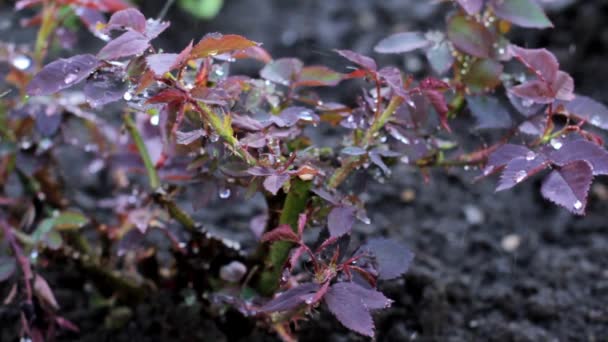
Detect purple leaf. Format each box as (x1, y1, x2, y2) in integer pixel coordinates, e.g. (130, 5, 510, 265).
(510, 71, 574, 104)
(270, 106, 317, 127)
(311, 188, 341, 205)
(491, 0, 553, 29)
(447, 14, 494, 58)
(455, 0, 484, 15)
(0, 256, 16, 282)
(361, 238, 414, 280)
(509, 45, 558, 83)
(324, 282, 392, 337)
(378, 66, 408, 98)
(328, 205, 356, 237)
(496, 153, 548, 191)
(335, 49, 377, 71)
(249, 213, 268, 240)
(260, 283, 320, 312)
(143, 19, 170, 39)
(564, 95, 608, 130)
(97, 31, 150, 60)
(35, 108, 62, 137)
(374, 32, 430, 54)
(263, 173, 290, 195)
(341, 146, 367, 156)
(260, 58, 303, 86)
(486, 144, 532, 172)
(175, 129, 205, 145)
(425, 40, 454, 75)
(146, 42, 193, 77)
(466, 95, 512, 129)
(548, 139, 608, 175)
(27, 54, 99, 95)
(541, 160, 593, 215)
(104, 8, 146, 33)
(84, 71, 127, 108)
(507, 90, 545, 117)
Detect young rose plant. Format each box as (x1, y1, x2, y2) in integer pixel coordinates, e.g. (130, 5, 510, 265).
(2, 0, 608, 340)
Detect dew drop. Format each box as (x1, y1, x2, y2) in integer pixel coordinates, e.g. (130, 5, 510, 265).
(590, 115, 601, 126)
(299, 111, 314, 121)
(550, 138, 563, 150)
(400, 155, 410, 164)
(525, 151, 536, 161)
(573, 200, 583, 210)
(219, 187, 231, 199)
(149, 115, 160, 126)
(209, 133, 220, 142)
(521, 98, 535, 108)
(123, 91, 133, 101)
(64, 73, 78, 84)
(515, 170, 527, 183)
(11, 55, 31, 71)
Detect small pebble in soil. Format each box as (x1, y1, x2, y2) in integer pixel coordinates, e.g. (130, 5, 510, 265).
(219, 261, 247, 283)
(400, 188, 416, 203)
(501, 234, 521, 252)
(463, 204, 484, 225)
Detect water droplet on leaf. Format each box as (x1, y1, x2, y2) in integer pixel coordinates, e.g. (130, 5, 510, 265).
(219, 187, 231, 199)
(573, 200, 583, 210)
(11, 55, 31, 70)
(550, 138, 563, 150)
(525, 151, 536, 161)
(515, 170, 527, 183)
(64, 73, 78, 84)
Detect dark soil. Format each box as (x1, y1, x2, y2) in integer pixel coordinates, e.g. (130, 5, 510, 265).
(2, 1, 608, 341)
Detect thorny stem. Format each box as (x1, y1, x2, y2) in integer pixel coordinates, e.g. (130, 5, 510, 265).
(328, 96, 403, 189)
(123, 113, 161, 189)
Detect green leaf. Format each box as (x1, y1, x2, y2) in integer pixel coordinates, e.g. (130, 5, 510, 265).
(447, 15, 495, 58)
(53, 212, 89, 231)
(491, 0, 553, 29)
(179, 0, 224, 20)
(463, 59, 504, 92)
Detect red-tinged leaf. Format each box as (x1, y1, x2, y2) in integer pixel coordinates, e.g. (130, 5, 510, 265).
(335, 49, 377, 71)
(27, 54, 99, 95)
(496, 153, 548, 191)
(447, 15, 494, 58)
(104, 8, 146, 33)
(374, 32, 430, 54)
(463, 58, 503, 92)
(34, 274, 59, 310)
(261, 224, 299, 244)
(466, 95, 512, 130)
(260, 58, 303, 86)
(55, 316, 80, 333)
(491, 0, 553, 29)
(191, 33, 258, 59)
(295, 66, 344, 87)
(552, 71, 575, 102)
(15, 0, 41, 10)
(147, 88, 187, 104)
(455, 0, 484, 14)
(510, 71, 574, 104)
(423, 89, 451, 132)
(146, 41, 193, 77)
(548, 139, 608, 175)
(541, 160, 593, 215)
(260, 283, 320, 312)
(288, 245, 307, 271)
(509, 45, 558, 83)
(97, 31, 150, 60)
(328, 205, 356, 237)
(0, 256, 16, 282)
(84, 71, 127, 108)
(324, 282, 392, 337)
(232, 46, 272, 63)
(176, 129, 205, 145)
(425, 40, 454, 75)
(263, 173, 290, 195)
(360, 238, 414, 280)
(564, 95, 608, 130)
(420, 77, 450, 91)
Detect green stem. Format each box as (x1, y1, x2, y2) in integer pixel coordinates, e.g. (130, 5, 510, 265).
(256, 179, 311, 296)
(123, 113, 161, 189)
(153, 192, 198, 232)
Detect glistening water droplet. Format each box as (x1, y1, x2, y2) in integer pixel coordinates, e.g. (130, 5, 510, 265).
(573, 200, 583, 210)
(11, 55, 31, 70)
(219, 187, 231, 199)
(64, 73, 78, 84)
(515, 170, 527, 183)
(150, 115, 160, 126)
(525, 151, 536, 161)
(123, 91, 133, 101)
(550, 138, 563, 150)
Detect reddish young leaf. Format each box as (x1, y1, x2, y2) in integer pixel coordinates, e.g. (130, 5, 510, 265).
(27, 54, 99, 95)
(509, 45, 558, 83)
(455, 0, 484, 15)
(491, 0, 553, 29)
(259, 283, 320, 312)
(232, 46, 273, 63)
(34, 274, 59, 310)
(360, 238, 414, 280)
(104, 8, 146, 33)
(260, 58, 303, 86)
(55, 316, 80, 333)
(97, 31, 150, 60)
(541, 160, 593, 215)
(261, 224, 300, 244)
(327, 205, 356, 237)
(564, 95, 608, 130)
(374, 32, 430, 54)
(447, 15, 494, 58)
(335, 49, 377, 71)
(190, 33, 258, 59)
(548, 139, 608, 175)
(146, 88, 187, 104)
(423, 89, 451, 131)
(324, 282, 391, 337)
